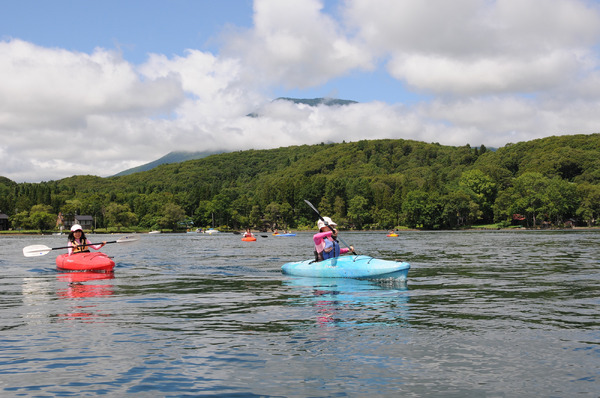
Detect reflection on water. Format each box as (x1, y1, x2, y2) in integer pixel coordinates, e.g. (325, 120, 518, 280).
(56, 271, 114, 298)
(56, 270, 114, 289)
(284, 277, 410, 329)
(19, 271, 116, 325)
(55, 271, 114, 321)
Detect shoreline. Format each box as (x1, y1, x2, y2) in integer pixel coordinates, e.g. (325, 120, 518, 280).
(2, 226, 598, 236)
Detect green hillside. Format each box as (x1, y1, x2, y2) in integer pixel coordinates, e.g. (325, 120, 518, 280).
(2, 134, 599, 231)
(112, 150, 221, 177)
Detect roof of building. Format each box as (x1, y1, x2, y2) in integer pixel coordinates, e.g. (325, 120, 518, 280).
(74, 215, 94, 221)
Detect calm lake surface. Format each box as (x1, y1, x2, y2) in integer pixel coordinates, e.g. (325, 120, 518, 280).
(1, 230, 599, 397)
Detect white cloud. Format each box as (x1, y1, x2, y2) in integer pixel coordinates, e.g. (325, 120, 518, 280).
(222, 0, 373, 88)
(345, 0, 600, 96)
(0, 39, 184, 129)
(389, 50, 581, 95)
(0, 39, 187, 181)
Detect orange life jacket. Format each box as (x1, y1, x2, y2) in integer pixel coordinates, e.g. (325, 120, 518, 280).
(71, 239, 90, 253)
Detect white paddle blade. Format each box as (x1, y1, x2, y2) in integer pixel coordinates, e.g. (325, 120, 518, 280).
(116, 235, 139, 244)
(23, 245, 52, 257)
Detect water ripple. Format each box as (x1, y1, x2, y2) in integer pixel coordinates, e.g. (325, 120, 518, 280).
(1, 231, 599, 396)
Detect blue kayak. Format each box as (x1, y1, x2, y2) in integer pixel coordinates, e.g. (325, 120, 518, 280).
(281, 255, 410, 280)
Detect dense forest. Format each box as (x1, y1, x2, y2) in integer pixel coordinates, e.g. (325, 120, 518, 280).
(1, 134, 599, 232)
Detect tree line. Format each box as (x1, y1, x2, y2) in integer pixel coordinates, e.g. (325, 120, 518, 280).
(1, 134, 599, 232)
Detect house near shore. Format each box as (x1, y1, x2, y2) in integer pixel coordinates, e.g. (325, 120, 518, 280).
(73, 215, 95, 230)
(0, 213, 9, 231)
(57, 214, 95, 231)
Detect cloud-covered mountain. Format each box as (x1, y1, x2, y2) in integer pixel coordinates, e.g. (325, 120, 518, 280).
(112, 151, 222, 177)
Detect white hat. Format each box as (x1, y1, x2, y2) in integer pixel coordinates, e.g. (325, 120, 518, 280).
(317, 217, 336, 230)
(70, 224, 83, 232)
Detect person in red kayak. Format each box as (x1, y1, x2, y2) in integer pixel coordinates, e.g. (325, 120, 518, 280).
(67, 224, 106, 255)
(313, 217, 354, 262)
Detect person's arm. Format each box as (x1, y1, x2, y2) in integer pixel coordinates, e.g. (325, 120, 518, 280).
(339, 245, 355, 255)
(313, 231, 332, 253)
(313, 231, 332, 245)
(340, 247, 349, 254)
(87, 239, 106, 250)
(67, 241, 74, 256)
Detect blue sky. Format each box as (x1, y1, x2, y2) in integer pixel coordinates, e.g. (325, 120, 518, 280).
(2, 0, 600, 182)
(2, 1, 253, 64)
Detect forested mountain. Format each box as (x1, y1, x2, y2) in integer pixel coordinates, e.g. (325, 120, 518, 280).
(2, 134, 599, 231)
(115, 98, 356, 175)
(112, 150, 221, 177)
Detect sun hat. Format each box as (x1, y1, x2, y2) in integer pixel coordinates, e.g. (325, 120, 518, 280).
(70, 224, 83, 232)
(317, 217, 336, 230)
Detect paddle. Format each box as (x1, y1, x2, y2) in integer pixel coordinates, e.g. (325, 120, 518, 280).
(304, 199, 356, 255)
(22, 235, 139, 257)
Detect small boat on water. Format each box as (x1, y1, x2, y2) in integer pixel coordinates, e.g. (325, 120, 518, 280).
(274, 233, 296, 237)
(55, 252, 115, 272)
(281, 255, 410, 280)
(204, 228, 219, 235)
(23, 236, 137, 273)
(242, 236, 257, 242)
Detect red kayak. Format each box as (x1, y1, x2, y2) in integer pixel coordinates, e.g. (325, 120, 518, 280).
(56, 252, 115, 272)
(242, 236, 257, 242)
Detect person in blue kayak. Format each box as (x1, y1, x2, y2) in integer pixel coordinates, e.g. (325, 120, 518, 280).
(67, 224, 106, 255)
(313, 217, 354, 262)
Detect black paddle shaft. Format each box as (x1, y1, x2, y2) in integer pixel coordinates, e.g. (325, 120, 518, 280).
(46, 240, 116, 251)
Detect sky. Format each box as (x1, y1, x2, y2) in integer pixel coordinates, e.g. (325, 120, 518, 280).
(2, 0, 600, 183)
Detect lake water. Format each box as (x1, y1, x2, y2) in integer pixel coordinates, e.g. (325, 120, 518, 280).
(1, 230, 599, 397)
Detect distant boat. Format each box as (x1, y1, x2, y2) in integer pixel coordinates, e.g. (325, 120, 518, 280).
(204, 228, 219, 235)
(148, 230, 161, 234)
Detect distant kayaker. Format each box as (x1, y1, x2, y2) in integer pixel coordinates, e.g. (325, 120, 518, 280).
(67, 224, 106, 255)
(313, 217, 354, 262)
(243, 228, 254, 238)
